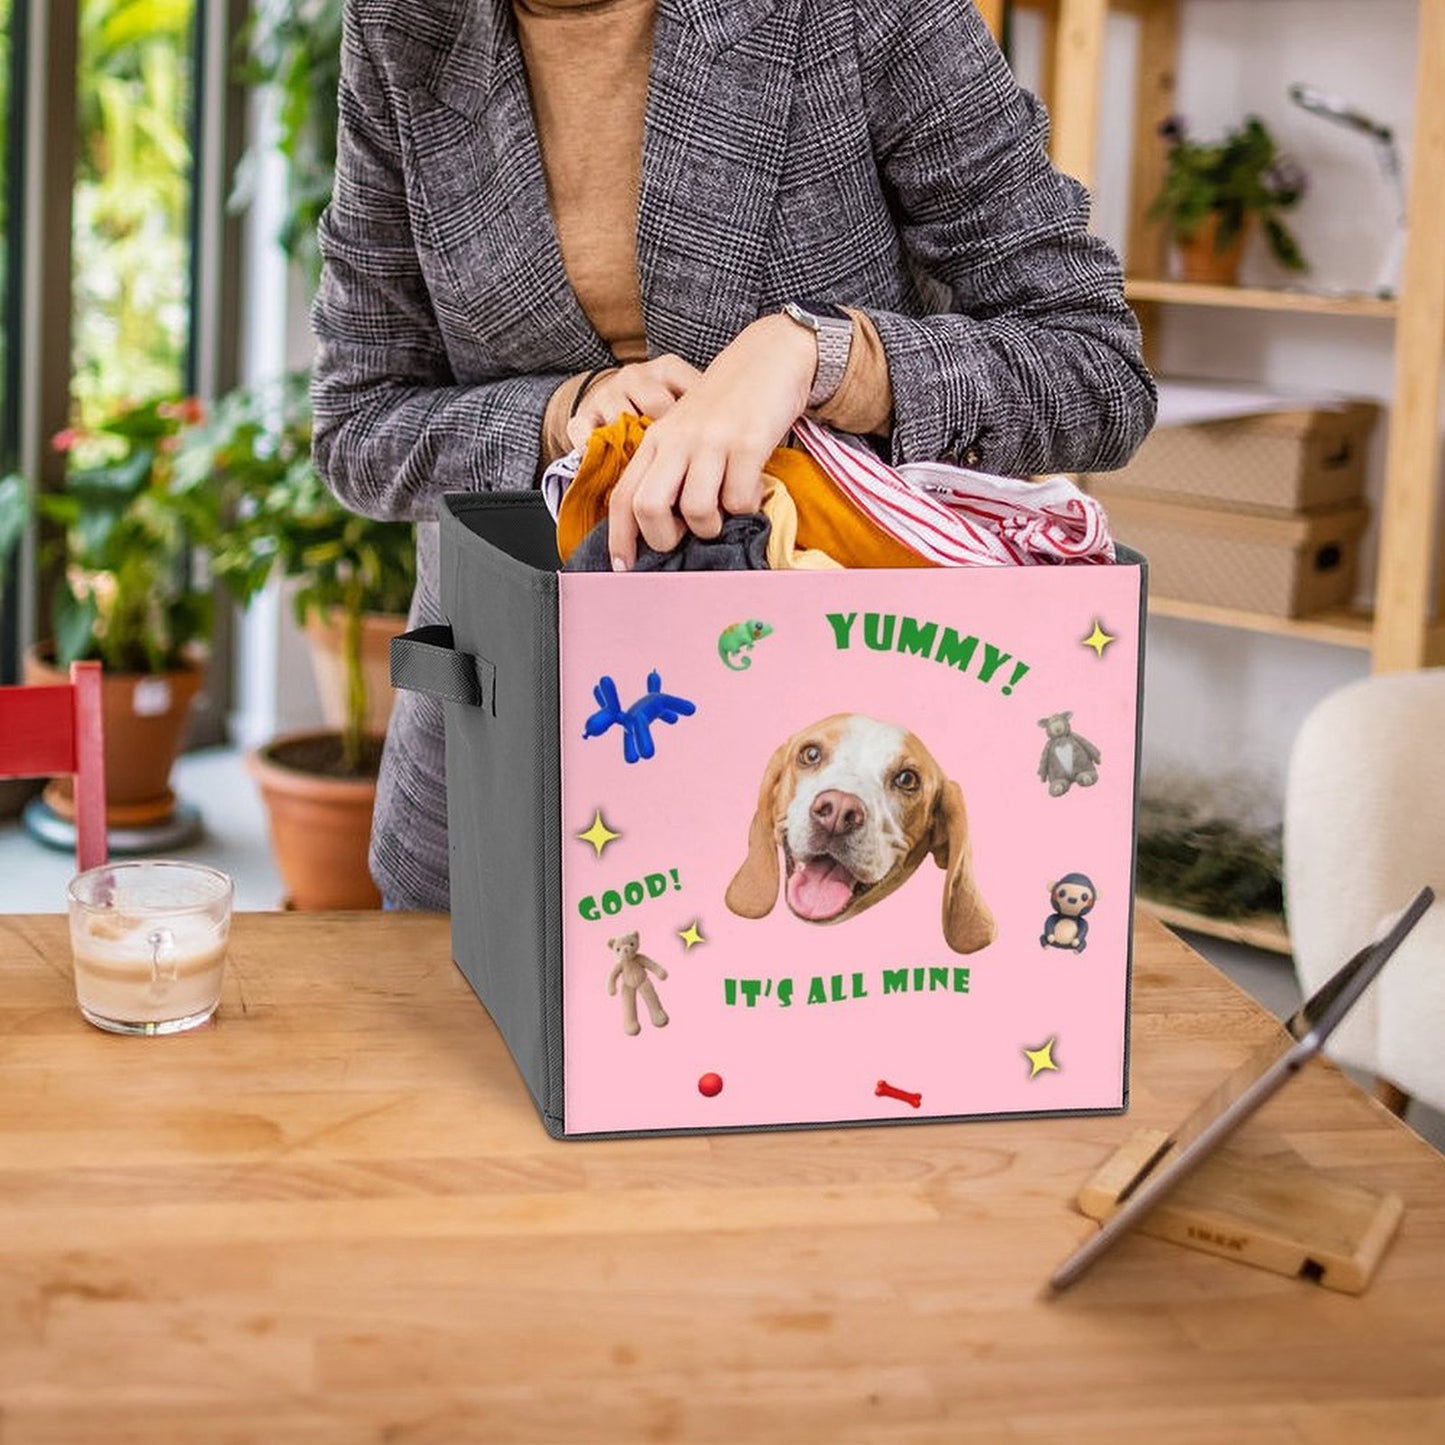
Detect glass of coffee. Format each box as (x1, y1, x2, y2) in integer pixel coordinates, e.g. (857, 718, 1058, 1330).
(67, 861, 234, 1035)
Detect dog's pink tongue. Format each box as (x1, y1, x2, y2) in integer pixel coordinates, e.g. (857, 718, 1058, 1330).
(787, 858, 856, 920)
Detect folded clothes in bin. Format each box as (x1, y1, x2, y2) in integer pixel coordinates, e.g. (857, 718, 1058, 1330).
(392, 473, 1146, 1139)
(546, 417, 1118, 571)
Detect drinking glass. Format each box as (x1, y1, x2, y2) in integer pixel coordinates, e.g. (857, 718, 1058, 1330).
(67, 861, 234, 1035)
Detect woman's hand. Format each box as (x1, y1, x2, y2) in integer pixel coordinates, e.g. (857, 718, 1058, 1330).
(605, 314, 816, 570)
(566, 354, 703, 451)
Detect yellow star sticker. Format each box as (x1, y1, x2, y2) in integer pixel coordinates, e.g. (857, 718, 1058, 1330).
(1082, 619, 1117, 658)
(1023, 1037, 1060, 1078)
(576, 810, 622, 857)
(677, 920, 706, 950)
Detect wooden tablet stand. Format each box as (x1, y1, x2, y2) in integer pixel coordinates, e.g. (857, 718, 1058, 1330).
(1077, 1129, 1404, 1294)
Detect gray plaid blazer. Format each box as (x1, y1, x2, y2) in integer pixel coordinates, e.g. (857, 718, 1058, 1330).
(312, 0, 1156, 911)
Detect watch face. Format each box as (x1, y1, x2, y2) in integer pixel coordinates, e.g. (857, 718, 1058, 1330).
(794, 298, 850, 323)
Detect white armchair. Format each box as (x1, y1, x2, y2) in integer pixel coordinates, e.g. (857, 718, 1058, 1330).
(1284, 669, 1445, 1116)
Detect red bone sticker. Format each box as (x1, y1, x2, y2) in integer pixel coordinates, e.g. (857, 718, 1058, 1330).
(875, 1079, 922, 1109)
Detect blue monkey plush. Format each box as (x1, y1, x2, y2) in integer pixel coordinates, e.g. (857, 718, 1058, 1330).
(1041, 873, 1097, 953)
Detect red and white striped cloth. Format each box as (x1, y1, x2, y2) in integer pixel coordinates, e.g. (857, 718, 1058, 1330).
(791, 417, 1116, 567)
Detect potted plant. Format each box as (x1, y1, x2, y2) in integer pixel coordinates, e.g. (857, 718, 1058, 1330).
(2, 398, 212, 830)
(1149, 115, 1308, 285)
(172, 374, 416, 910)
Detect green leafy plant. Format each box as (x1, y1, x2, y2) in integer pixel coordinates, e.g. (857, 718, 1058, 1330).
(215, 6, 413, 775)
(1149, 114, 1308, 272)
(73, 0, 196, 427)
(231, 0, 342, 285)
(1, 397, 211, 674)
(171, 373, 415, 775)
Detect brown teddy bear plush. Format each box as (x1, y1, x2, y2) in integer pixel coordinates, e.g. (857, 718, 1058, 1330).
(606, 932, 669, 1036)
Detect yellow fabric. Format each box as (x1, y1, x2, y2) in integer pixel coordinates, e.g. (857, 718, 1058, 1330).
(555, 414, 928, 568)
(761, 443, 929, 568)
(758, 474, 843, 571)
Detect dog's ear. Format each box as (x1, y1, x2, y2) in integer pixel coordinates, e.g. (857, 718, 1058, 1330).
(725, 740, 790, 919)
(930, 779, 997, 955)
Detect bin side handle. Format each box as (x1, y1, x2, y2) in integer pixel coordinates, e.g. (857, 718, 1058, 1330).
(390, 625, 496, 716)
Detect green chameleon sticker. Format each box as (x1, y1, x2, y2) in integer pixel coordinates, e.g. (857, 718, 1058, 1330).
(718, 619, 773, 671)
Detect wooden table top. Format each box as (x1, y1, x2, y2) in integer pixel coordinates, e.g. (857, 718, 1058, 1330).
(2, 911, 1443, 1444)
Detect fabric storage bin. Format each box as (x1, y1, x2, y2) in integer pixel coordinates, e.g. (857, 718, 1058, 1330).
(392, 492, 1147, 1139)
(1085, 404, 1377, 514)
(1091, 486, 1367, 618)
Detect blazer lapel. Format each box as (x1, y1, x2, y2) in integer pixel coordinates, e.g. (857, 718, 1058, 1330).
(406, 3, 613, 375)
(638, 0, 801, 364)
(403, 0, 800, 373)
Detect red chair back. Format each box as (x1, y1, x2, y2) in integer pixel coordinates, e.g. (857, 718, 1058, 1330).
(0, 661, 107, 869)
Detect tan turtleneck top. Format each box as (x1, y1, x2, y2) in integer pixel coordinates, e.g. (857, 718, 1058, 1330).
(512, 0, 892, 461)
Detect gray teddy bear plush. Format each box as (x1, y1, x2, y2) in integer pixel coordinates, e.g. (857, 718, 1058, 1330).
(1037, 712, 1102, 797)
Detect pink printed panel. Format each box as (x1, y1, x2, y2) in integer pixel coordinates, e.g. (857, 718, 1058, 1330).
(558, 563, 1142, 1135)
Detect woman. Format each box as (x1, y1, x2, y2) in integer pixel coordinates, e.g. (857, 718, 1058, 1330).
(312, 0, 1156, 912)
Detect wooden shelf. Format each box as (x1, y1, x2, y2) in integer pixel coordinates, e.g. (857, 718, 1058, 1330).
(1145, 600, 1445, 659)
(1125, 278, 1399, 321)
(1147, 596, 1375, 648)
(1035, 0, 1444, 670)
(1139, 897, 1292, 956)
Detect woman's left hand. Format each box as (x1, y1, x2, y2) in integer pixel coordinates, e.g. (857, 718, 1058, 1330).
(605, 314, 817, 570)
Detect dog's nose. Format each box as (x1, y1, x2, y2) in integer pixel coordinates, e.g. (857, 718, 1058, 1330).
(811, 789, 865, 837)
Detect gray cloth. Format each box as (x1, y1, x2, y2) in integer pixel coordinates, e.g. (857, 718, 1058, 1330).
(563, 513, 772, 573)
(311, 0, 1158, 911)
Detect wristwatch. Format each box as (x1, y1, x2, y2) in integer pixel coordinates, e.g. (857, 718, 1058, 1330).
(780, 300, 853, 409)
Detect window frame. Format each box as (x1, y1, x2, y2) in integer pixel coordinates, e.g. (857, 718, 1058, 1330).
(3, 0, 247, 713)
(0, 0, 29, 683)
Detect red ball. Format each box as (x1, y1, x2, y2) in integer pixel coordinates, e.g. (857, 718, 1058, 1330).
(698, 1072, 724, 1098)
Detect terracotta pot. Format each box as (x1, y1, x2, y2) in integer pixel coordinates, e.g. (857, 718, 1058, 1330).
(24, 646, 204, 825)
(303, 610, 406, 737)
(1174, 212, 1251, 286)
(247, 730, 383, 911)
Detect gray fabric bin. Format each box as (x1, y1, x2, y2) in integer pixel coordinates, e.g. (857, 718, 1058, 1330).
(395, 492, 1147, 1140)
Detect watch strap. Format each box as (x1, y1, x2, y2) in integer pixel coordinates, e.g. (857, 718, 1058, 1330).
(781, 301, 854, 409)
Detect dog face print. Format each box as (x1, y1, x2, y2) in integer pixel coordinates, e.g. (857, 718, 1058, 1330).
(724, 713, 996, 955)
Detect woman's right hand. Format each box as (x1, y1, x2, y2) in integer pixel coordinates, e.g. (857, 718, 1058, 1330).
(566, 354, 703, 451)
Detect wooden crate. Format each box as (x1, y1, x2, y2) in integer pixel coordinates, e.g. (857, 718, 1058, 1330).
(1087, 404, 1378, 515)
(1091, 486, 1370, 618)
